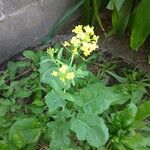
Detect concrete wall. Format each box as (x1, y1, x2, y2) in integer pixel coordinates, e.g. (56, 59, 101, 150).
(0, 0, 74, 63)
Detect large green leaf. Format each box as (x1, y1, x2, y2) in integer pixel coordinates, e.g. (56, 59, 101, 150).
(130, 0, 150, 49)
(9, 118, 41, 148)
(49, 119, 70, 149)
(74, 83, 125, 114)
(111, 0, 134, 35)
(0, 100, 12, 117)
(39, 56, 63, 91)
(130, 83, 147, 103)
(111, 103, 137, 129)
(71, 113, 109, 147)
(45, 90, 66, 112)
(112, 82, 147, 104)
(135, 101, 150, 121)
(23, 50, 40, 63)
(0, 141, 8, 150)
(122, 134, 149, 149)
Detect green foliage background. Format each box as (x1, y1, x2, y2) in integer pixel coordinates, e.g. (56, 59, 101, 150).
(0, 46, 150, 149)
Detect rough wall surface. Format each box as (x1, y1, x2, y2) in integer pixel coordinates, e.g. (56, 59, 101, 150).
(0, 0, 74, 63)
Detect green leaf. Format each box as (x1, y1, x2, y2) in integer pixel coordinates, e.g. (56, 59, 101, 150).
(130, 83, 147, 103)
(143, 136, 150, 147)
(9, 118, 41, 148)
(39, 56, 63, 91)
(106, 71, 127, 83)
(112, 83, 147, 104)
(122, 134, 148, 149)
(29, 105, 44, 114)
(135, 101, 150, 121)
(0, 77, 9, 90)
(14, 87, 31, 99)
(57, 47, 64, 60)
(113, 144, 126, 150)
(61, 92, 75, 102)
(16, 61, 29, 69)
(7, 61, 17, 80)
(0, 141, 8, 150)
(111, 103, 137, 129)
(97, 146, 107, 150)
(92, 0, 104, 31)
(107, 0, 126, 11)
(75, 83, 125, 114)
(71, 113, 109, 147)
(26, 143, 36, 150)
(111, 0, 134, 35)
(0, 100, 12, 117)
(130, 0, 150, 49)
(23, 50, 40, 63)
(45, 90, 66, 112)
(49, 119, 70, 149)
(83, 0, 90, 25)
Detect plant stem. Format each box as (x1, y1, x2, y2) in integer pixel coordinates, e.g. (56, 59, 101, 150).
(70, 53, 75, 67)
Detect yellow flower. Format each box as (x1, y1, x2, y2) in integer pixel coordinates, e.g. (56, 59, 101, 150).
(84, 25, 94, 35)
(82, 42, 89, 48)
(51, 64, 76, 83)
(62, 25, 99, 57)
(93, 35, 99, 42)
(89, 42, 98, 51)
(83, 50, 91, 57)
(51, 71, 58, 77)
(73, 48, 78, 55)
(66, 72, 75, 80)
(59, 65, 68, 73)
(47, 47, 55, 56)
(70, 37, 80, 46)
(76, 32, 86, 40)
(80, 41, 98, 57)
(72, 25, 83, 34)
(63, 41, 70, 47)
(60, 77, 65, 82)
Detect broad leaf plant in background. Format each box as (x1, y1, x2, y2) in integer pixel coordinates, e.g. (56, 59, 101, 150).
(0, 25, 150, 150)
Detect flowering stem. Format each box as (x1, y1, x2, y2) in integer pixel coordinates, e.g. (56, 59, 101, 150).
(63, 88, 66, 93)
(70, 53, 75, 67)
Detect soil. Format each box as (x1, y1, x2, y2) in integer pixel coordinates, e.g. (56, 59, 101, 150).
(99, 35, 150, 72)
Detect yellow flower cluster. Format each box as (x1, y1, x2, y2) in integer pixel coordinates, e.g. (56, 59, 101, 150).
(51, 65, 75, 82)
(47, 47, 55, 56)
(63, 25, 99, 57)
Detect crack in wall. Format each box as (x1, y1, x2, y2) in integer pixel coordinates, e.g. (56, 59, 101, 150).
(37, 0, 45, 11)
(0, 0, 5, 21)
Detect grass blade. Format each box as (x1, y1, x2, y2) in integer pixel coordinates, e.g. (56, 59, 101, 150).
(92, 0, 105, 31)
(82, 0, 90, 25)
(130, 0, 150, 50)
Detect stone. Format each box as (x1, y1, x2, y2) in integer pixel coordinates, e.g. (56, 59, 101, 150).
(0, 0, 74, 63)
